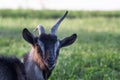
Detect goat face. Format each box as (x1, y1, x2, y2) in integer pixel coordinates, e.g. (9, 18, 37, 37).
(36, 34, 60, 70)
(22, 11, 77, 71)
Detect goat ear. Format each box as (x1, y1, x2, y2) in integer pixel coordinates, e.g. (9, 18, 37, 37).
(60, 34, 77, 48)
(22, 28, 35, 45)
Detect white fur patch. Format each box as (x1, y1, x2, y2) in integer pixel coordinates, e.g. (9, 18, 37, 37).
(54, 40, 60, 56)
(37, 39, 45, 57)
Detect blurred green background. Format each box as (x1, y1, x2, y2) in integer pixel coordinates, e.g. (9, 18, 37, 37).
(0, 10, 120, 80)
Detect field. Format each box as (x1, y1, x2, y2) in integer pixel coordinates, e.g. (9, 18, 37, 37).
(0, 10, 120, 80)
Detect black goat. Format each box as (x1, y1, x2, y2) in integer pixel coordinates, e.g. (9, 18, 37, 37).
(0, 11, 77, 80)
(22, 11, 77, 80)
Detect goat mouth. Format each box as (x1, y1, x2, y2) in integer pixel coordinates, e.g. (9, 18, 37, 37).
(48, 63, 56, 70)
(44, 61, 56, 70)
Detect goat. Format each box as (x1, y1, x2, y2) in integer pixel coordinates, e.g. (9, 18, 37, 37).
(22, 11, 77, 80)
(0, 56, 26, 80)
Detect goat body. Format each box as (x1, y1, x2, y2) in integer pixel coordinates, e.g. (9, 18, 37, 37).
(0, 56, 26, 80)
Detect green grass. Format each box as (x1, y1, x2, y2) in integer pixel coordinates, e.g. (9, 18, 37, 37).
(0, 10, 120, 80)
(1, 9, 120, 18)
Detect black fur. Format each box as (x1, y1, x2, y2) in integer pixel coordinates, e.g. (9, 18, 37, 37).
(0, 56, 26, 80)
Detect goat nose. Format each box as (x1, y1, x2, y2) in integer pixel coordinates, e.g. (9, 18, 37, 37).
(47, 57, 55, 63)
(47, 58, 56, 67)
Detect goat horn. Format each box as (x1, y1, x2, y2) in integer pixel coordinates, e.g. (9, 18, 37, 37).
(34, 24, 45, 35)
(51, 11, 68, 35)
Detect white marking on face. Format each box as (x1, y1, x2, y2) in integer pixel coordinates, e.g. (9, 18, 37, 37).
(54, 40, 60, 57)
(37, 39, 45, 57)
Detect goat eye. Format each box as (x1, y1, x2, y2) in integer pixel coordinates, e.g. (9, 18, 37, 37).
(38, 47, 42, 52)
(36, 43, 39, 47)
(36, 45, 43, 54)
(35, 43, 41, 51)
(35, 42, 45, 58)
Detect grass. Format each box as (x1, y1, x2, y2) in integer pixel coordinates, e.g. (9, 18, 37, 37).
(1, 9, 120, 18)
(0, 10, 120, 80)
